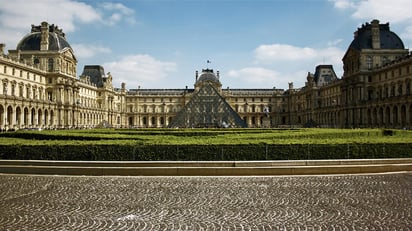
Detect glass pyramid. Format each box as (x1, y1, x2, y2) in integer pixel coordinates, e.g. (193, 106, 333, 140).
(168, 83, 247, 128)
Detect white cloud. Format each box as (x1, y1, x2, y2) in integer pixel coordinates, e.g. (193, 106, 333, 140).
(254, 43, 344, 67)
(331, 0, 412, 51)
(255, 44, 317, 62)
(100, 2, 134, 15)
(103, 54, 177, 89)
(327, 39, 344, 47)
(0, 28, 25, 52)
(225, 43, 345, 89)
(0, 0, 136, 50)
(329, 0, 357, 9)
(71, 44, 111, 59)
(99, 2, 136, 25)
(227, 67, 280, 86)
(0, 0, 101, 32)
(226, 67, 309, 89)
(330, 0, 412, 24)
(351, 0, 412, 23)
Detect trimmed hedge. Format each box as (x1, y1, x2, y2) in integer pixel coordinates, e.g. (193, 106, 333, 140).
(0, 143, 411, 161)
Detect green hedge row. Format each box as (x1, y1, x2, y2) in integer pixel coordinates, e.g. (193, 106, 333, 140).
(1, 143, 411, 161)
(0, 132, 104, 141)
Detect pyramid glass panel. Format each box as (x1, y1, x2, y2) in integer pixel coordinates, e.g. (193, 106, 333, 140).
(168, 84, 247, 128)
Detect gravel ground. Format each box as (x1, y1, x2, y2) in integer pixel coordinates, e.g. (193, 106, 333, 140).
(0, 172, 411, 230)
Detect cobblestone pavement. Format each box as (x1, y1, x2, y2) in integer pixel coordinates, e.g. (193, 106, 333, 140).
(0, 173, 411, 230)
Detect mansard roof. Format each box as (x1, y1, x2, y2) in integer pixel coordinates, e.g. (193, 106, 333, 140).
(313, 65, 338, 85)
(16, 22, 72, 52)
(348, 20, 404, 51)
(81, 65, 105, 88)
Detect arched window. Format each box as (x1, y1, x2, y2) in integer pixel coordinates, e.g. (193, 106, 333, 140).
(3, 82, 7, 95)
(48, 58, 54, 72)
(33, 58, 40, 66)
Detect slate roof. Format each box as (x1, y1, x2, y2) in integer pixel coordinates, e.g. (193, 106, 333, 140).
(81, 65, 105, 88)
(16, 32, 71, 51)
(349, 22, 404, 50)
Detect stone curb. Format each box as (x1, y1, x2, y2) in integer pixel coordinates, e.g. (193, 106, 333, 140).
(1, 158, 412, 176)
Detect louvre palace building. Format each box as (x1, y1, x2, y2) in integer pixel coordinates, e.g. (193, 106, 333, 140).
(0, 20, 411, 130)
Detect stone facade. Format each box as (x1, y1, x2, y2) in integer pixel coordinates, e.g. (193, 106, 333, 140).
(0, 22, 123, 130)
(0, 20, 411, 130)
(283, 20, 412, 129)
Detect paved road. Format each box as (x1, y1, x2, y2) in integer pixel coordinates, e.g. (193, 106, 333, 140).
(0, 173, 411, 230)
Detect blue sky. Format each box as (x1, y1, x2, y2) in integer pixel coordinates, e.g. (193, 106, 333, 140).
(2, 0, 412, 90)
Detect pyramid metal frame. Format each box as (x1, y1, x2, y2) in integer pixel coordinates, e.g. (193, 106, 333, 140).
(168, 84, 247, 128)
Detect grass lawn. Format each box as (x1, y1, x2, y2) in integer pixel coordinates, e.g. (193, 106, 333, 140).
(0, 128, 410, 146)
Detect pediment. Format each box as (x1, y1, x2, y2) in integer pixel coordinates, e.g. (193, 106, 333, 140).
(61, 48, 77, 61)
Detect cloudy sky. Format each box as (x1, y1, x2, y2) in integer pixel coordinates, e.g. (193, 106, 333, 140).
(1, 0, 412, 90)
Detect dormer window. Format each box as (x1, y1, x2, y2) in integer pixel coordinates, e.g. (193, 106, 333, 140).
(382, 56, 389, 65)
(367, 56, 373, 70)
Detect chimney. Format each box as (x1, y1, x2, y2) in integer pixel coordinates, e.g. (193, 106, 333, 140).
(195, 70, 198, 81)
(0, 44, 5, 55)
(217, 71, 220, 79)
(288, 82, 294, 90)
(40, 21, 49, 51)
(371, 19, 380, 49)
